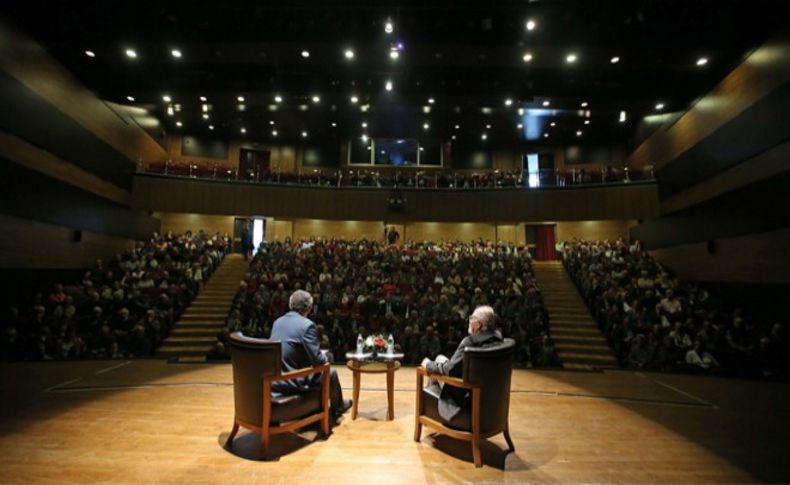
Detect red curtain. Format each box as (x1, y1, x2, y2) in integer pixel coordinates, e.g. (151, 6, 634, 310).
(534, 225, 556, 261)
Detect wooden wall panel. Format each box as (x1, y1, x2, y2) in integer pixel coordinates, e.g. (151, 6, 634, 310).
(271, 220, 294, 241)
(132, 175, 659, 222)
(405, 222, 496, 243)
(164, 135, 301, 172)
(0, 214, 136, 269)
(556, 220, 637, 243)
(650, 227, 790, 284)
(156, 212, 235, 237)
(0, 23, 167, 165)
(496, 224, 518, 244)
(627, 38, 790, 170)
(292, 220, 384, 242)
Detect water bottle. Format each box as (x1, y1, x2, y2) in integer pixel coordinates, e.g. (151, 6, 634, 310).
(356, 333, 364, 354)
(387, 333, 395, 354)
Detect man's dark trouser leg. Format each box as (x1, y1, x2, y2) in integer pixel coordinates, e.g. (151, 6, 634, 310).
(327, 369, 344, 410)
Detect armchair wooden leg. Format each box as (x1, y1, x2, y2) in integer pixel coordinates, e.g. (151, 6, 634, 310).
(351, 366, 360, 420)
(226, 421, 239, 448)
(472, 436, 482, 468)
(503, 426, 515, 452)
(414, 371, 423, 442)
(261, 429, 270, 458)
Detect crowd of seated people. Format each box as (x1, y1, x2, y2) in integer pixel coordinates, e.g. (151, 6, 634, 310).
(562, 239, 788, 378)
(145, 160, 653, 189)
(212, 239, 558, 368)
(0, 231, 229, 361)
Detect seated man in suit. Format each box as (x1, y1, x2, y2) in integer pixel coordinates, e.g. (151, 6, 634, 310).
(421, 305, 503, 421)
(270, 290, 352, 415)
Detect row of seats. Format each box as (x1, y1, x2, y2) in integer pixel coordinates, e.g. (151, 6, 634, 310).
(211, 239, 560, 368)
(561, 239, 788, 378)
(0, 231, 229, 361)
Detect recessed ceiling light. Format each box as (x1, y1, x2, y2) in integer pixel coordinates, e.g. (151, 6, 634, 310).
(619, 110, 627, 123)
(202, 113, 209, 120)
(423, 122, 430, 130)
(610, 56, 620, 64)
(361, 122, 368, 128)
(486, 124, 491, 129)
(542, 100, 550, 107)
(125, 48, 137, 59)
(274, 95, 283, 103)
(162, 95, 172, 102)
(361, 104, 369, 112)
(580, 101, 588, 107)
(350, 95, 359, 104)
(584, 120, 590, 125)
(385, 80, 393, 92)
(361, 134, 369, 142)
(171, 49, 182, 58)
(240, 127, 246, 134)
(504, 98, 513, 106)
(126, 95, 135, 102)
(451, 135, 457, 140)
(428, 98, 435, 104)
(208, 125, 214, 130)
(566, 53, 577, 64)
(522, 52, 533, 63)
(331, 122, 337, 127)
(167, 106, 174, 116)
(301, 50, 310, 58)
(389, 50, 399, 60)
(422, 106, 431, 114)
(518, 108, 525, 115)
(344, 49, 355, 60)
(543, 133, 549, 138)
(85, 50, 95, 58)
(550, 122, 556, 127)
(655, 102, 665, 110)
(526, 19, 536, 31)
(176, 121, 182, 127)
(301, 131, 308, 138)
(237, 96, 245, 102)
(696, 57, 708, 66)
(481, 133, 488, 140)
(201, 104, 208, 112)
(269, 120, 275, 125)
(272, 130, 278, 137)
(312, 95, 320, 103)
(576, 130, 583, 136)
(517, 123, 523, 129)
(454, 124, 460, 130)
(384, 20, 394, 34)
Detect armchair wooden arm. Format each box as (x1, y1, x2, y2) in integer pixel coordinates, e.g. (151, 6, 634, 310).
(274, 362, 331, 382)
(416, 366, 473, 389)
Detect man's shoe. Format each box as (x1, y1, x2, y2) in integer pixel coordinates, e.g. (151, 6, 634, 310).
(332, 399, 352, 415)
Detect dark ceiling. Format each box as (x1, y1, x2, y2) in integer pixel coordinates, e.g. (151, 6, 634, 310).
(3, 0, 789, 148)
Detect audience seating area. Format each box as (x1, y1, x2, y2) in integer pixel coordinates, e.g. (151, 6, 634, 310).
(0, 231, 229, 361)
(214, 239, 558, 368)
(145, 161, 654, 189)
(561, 239, 788, 378)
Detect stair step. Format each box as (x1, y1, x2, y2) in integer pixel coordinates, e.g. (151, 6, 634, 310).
(558, 352, 618, 363)
(173, 321, 226, 327)
(171, 328, 221, 337)
(158, 346, 212, 357)
(562, 363, 596, 371)
(557, 343, 612, 353)
(180, 313, 227, 319)
(162, 337, 217, 345)
(553, 335, 607, 345)
(178, 356, 208, 363)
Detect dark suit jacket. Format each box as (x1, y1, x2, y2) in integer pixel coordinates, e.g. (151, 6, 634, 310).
(269, 311, 328, 395)
(426, 328, 503, 420)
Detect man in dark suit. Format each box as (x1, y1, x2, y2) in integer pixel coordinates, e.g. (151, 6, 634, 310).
(421, 305, 503, 421)
(270, 290, 351, 415)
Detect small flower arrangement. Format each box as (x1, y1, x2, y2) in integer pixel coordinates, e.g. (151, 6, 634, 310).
(364, 334, 388, 353)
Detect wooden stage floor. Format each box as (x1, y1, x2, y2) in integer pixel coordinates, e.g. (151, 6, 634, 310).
(0, 360, 788, 484)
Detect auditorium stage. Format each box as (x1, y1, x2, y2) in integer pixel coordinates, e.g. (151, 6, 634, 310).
(0, 361, 787, 484)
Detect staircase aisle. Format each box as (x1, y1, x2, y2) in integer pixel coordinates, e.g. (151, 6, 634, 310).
(532, 260, 618, 371)
(157, 253, 249, 362)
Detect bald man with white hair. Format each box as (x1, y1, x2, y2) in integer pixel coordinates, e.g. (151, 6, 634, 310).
(421, 305, 503, 420)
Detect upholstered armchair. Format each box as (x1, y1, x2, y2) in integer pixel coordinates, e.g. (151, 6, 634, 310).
(414, 338, 516, 467)
(226, 332, 331, 456)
